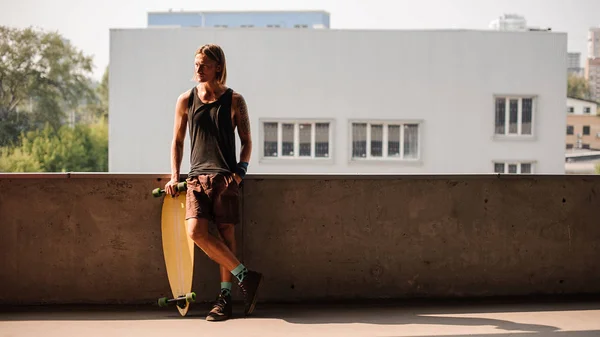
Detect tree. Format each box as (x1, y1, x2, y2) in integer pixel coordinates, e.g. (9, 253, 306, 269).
(0, 146, 40, 172)
(88, 66, 108, 122)
(0, 122, 108, 172)
(0, 25, 95, 146)
(98, 66, 108, 120)
(567, 74, 592, 100)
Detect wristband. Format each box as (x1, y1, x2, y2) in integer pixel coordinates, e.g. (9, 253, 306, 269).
(235, 162, 249, 179)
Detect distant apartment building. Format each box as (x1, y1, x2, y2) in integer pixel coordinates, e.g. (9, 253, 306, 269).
(566, 97, 600, 151)
(588, 27, 600, 59)
(489, 14, 527, 31)
(585, 27, 600, 102)
(568, 52, 583, 77)
(147, 10, 330, 29)
(489, 14, 550, 33)
(585, 58, 600, 102)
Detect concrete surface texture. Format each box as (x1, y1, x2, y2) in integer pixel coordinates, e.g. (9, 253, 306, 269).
(241, 175, 600, 301)
(0, 174, 599, 305)
(1, 300, 600, 337)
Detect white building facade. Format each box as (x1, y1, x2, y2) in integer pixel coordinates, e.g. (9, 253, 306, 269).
(108, 28, 567, 175)
(567, 97, 598, 116)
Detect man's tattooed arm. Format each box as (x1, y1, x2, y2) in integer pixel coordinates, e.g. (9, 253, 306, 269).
(233, 92, 252, 163)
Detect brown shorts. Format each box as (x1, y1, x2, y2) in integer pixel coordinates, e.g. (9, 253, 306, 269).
(185, 173, 241, 224)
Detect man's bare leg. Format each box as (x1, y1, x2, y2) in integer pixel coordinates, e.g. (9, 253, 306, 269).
(204, 223, 237, 321)
(187, 218, 262, 317)
(186, 218, 239, 271)
(217, 223, 237, 284)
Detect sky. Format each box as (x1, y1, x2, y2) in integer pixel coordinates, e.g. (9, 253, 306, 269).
(2, 0, 599, 80)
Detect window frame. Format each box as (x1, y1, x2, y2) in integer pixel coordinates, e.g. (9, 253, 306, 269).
(583, 125, 591, 135)
(493, 95, 536, 140)
(492, 161, 536, 174)
(259, 118, 334, 163)
(348, 119, 423, 163)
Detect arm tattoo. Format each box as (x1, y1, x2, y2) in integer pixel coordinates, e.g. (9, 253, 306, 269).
(236, 94, 251, 135)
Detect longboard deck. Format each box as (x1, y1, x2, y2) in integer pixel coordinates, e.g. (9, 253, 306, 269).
(161, 193, 195, 316)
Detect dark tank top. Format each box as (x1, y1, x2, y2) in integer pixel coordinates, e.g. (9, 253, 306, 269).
(187, 86, 237, 177)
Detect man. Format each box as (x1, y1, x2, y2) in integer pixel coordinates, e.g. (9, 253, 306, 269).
(164, 44, 263, 321)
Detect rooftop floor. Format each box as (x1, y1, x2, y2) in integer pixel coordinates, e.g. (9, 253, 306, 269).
(2, 299, 600, 337)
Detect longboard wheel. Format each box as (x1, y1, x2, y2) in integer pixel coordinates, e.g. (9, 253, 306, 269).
(176, 182, 187, 192)
(158, 297, 168, 307)
(186, 292, 196, 303)
(152, 188, 162, 198)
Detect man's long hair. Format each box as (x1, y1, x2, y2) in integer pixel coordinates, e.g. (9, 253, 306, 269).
(194, 44, 227, 84)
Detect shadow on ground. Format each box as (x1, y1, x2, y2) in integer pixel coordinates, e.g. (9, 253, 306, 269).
(383, 333, 600, 337)
(388, 333, 600, 337)
(1, 296, 600, 337)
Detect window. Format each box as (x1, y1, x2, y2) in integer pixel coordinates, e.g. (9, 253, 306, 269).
(294, 24, 308, 28)
(266, 24, 281, 28)
(567, 106, 574, 113)
(521, 163, 532, 174)
(567, 125, 574, 135)
(240, 24, 254, 28)
(566, 144, 574, 149)
(584, 107, 591, 114)
(495, 96, 534, 136)
(350, 121, 419, 160)
(261, 121, 331, 159)
(582, 144, 591, 149)
(583, 126, 591, 135)
(493, 162, 534, 174)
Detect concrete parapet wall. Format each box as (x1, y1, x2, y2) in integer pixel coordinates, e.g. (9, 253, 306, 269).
(0, 174, 599, 305)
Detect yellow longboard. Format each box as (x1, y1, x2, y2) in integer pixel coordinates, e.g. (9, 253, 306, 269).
(153, 182, 196, 316)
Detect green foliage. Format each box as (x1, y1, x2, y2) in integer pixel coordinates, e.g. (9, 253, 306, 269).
(96, 67, 109, 120)
(84, 66, 109, 123)
(0, 25, 108, 172)
(567, 74, 592, 101)
(0, 25, 95, 146)
(0, 147, 41, 172)
(88, 118, 109, 172)
(0, 121, 108, 172)
(0, 108, 31, 147)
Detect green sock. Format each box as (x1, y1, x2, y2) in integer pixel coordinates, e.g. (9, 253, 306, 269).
(231, 264, 248, 282)
(221, 282, 232, 296)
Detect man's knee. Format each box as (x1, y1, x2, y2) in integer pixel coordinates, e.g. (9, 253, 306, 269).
(187, 218, 211, 243)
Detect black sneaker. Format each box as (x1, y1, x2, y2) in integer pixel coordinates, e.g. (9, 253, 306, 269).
(238, 270, 263, 316)
(206, 291, 232, 322)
